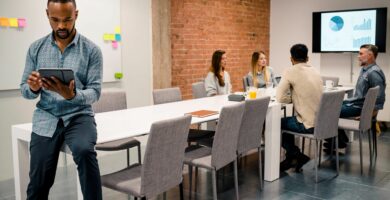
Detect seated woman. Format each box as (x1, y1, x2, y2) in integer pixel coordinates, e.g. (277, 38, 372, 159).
(247, 51, 278, 88)
(204, 50, 232, 96)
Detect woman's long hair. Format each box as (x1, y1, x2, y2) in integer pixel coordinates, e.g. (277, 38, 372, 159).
(251, 51, 269, 87)
(210, 50, 226, 86)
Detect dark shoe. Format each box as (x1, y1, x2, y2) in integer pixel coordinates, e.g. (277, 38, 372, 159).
(295, 153, 310, 172)
(280, 157, 296, 171)
(323, 148, 344, 155)
(323, 141, 347, 149)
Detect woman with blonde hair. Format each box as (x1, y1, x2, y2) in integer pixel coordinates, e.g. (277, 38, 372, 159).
(204, 50, 232, 96)
(247, 51, 278, 88)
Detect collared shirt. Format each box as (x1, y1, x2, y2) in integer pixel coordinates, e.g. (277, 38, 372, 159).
(20, 32, 103, 137)
(348, 63, 386, 110)
(204, 71, 232, 96)
(247, 67, 278, 88)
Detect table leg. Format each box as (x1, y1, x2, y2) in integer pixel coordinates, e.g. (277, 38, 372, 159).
(264, 103, 281, 182)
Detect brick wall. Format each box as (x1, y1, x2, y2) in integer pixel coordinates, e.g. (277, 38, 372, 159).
(171, 0, 270, 99)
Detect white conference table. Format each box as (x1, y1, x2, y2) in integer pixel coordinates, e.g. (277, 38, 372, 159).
(12, 94, 282, 200)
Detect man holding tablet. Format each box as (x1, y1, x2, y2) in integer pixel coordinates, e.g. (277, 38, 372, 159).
(20, 0, 103, 199)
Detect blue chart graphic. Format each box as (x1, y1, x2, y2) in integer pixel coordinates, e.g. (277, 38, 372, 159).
(353, 19, 372, 30)
(353, 37, 371, 48)
(329, 16, 344, 31)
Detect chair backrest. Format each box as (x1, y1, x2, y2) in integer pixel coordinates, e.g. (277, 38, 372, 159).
(275, 76, 282, 84)
(237, 97, 270, 155)
(242, 76, 250, 91)
(313, 90, 345, 139)
(141, 115, 192, 198)
(359, 86, 380, 131)
(153, 87, 182, 105)
(321, 76, 339, 87)
(192, 82, 207, 99)
(211, 103, 245, 170)
(92, 88, 127, 113)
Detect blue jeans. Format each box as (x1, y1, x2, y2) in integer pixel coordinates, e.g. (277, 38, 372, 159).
(281, 116, 314, 158)
(27, 115, 102, 200)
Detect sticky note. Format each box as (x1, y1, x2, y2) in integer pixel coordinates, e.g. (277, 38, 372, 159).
(103, 34, 115, 41)
(112, 41, 118, 49)
(9, 18, 18, 27)
(0, 17, 10, 27)
(114, 26, 121, 34)
(114, 72, 123, 79)
(18, 18, 27, 27)
(115, 34, 121, 41)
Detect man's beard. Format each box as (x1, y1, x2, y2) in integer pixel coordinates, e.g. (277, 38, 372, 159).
(55, 25, 75, 39)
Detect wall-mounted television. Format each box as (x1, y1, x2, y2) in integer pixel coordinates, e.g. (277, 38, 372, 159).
(312, 7, 387, 53)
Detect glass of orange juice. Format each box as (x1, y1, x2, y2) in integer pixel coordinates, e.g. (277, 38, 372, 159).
(248, 87, 257, 99)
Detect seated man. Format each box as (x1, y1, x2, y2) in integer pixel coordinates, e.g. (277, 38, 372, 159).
(324, 44, 386, 152)
(276, 44, 323, 172)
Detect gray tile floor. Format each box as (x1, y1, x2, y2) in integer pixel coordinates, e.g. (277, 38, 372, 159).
(1, 129, 389, 200)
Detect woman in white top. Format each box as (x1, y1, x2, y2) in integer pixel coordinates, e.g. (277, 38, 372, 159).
(247, 51, 278, 88)
(204, 50, 232, 96)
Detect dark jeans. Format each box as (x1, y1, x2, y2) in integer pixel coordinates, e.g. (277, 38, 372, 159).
(336, 102, 363, 143)
(281, 116, 314, 158)
(27, 115, 102, 200)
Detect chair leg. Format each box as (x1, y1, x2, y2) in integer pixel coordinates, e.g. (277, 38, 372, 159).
(318, 140, 322, 167)
(194, 167, 198, 193)
(301, 138, 305, 154)
(212, 170, 218, 200)
(368, 129, 373, 164)
(258, 147, 263, 189)
(188, 165, 193, 197)
(127, 148, 130, 167)
(359, 131, 363, 175)
(137, 144, 142, 164)
(315, 140, 319, 183)
(234, 159, 239, 200)
(335, 137, 339, 176)
(179, 182, 184, 200)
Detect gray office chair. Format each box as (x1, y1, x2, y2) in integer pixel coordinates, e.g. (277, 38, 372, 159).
(237, 97, 270, 189)
(101, 115, 192, 200)
(192, 82, 207, 99)
(185, 103, 245, 200)
(242, 75, 250, 91)
(321, 76, 340, 87)
(282, 90, 345, 183)
(94, 89, 141, 166)
(153, 87, 214, 143)
(338, 86, 379, 174)
(153, 87, 182, 105)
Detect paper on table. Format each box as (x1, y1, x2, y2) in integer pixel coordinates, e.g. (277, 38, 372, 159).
(186, 110, 219, 118)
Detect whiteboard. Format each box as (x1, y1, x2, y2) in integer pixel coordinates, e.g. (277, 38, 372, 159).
(0, 0, 122, 90)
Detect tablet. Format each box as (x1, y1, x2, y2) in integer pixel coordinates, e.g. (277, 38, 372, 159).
(38, 68, 75, 85)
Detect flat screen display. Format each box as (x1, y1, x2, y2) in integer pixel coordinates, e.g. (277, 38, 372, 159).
(312, 8, 387, 52)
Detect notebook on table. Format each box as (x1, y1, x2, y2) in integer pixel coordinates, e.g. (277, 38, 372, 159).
(186, 110, 219, 118)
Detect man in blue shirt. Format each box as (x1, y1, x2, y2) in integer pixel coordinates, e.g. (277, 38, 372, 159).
(20, 0, 103, 199)
(324, 44, 386, 152)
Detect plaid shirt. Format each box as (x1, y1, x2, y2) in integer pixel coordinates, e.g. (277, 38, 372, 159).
(20, 32, 102, 137)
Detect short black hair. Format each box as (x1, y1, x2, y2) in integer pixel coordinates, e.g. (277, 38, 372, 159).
(47, 0, 76, 8)
(360, 44, 378, 58)
(290, 44, 308, 62)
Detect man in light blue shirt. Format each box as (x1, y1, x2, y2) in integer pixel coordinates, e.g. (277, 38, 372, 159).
(324, 44, 386, 152)
(20, 0, 102, 199)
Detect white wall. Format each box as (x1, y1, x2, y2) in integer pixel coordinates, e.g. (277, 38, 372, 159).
(270, 0, 390, 121)
(0, 0, 152, 181)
